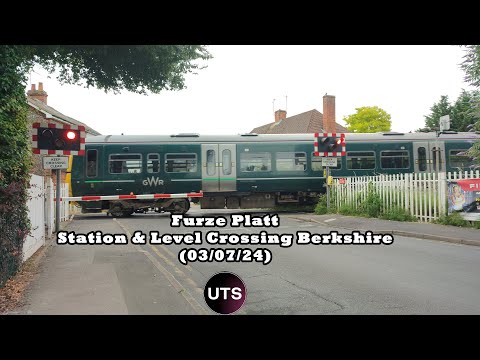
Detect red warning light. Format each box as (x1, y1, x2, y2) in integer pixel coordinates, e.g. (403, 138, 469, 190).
(66, 131, 77, 140)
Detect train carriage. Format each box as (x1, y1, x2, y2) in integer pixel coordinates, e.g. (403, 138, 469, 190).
(70, 132, 479, 216)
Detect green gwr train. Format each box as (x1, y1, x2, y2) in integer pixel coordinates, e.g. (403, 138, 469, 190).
(70, 132, 479, 216)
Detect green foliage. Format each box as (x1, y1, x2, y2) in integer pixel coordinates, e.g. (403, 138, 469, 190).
(0, 46, 32, 287)
(337, 204, 357, 216)
(18, 45, 212, 94)
(380, 207, 417, 222)
(424, 95, 452, 130)
(358, 183, 382, 217)
(459, 46, 480, 168)
(434, 213, 470, 227)
(0, 44, 211, 286)
(422, 90, 480, 132)
(343, 106, 391, 133)
(314, 194, 328, 214)
(460, 45, 480, 88)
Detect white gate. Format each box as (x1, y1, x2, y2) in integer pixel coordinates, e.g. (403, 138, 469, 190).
(24, 174, 45, 261)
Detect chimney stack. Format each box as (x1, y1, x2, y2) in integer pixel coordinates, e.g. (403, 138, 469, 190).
(274, 109, 287, 122)
(27, 82, 48, 104)
(323, 94, 336, 133)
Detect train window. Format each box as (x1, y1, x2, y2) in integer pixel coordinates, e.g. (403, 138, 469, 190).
(86, 149, 98, 177)
(346, 151, 376, 170)
(432, 147, 443, 171)
(240, 152, 271, 172)
(165, 153, 197, 173)
(222, 149, 232, 175)
(417, 147, 427, 171)
(276, 152, 306, 171)
(109, 154, 142, 174)
(207, 149, 216, 176)
(449, 150, 474, 169)
(311, 152, 341, 171)
(380, 150, 410, 169)
(147, 154, 160, 173)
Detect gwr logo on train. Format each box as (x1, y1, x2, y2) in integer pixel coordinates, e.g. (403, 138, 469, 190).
(143, 176, 164, 186)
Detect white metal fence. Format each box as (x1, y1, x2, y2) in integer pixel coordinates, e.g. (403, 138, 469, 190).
(330, 170, 480, 222)
(24, 175, 71, 261)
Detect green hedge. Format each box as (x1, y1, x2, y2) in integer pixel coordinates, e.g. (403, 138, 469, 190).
(0, 46, 32, 287)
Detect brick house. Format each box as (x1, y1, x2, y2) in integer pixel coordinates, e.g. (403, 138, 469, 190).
(251, 94, 349, 134)
(27, 82, 101, 182)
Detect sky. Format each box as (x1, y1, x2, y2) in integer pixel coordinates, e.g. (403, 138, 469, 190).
(26, 45, 475, 135)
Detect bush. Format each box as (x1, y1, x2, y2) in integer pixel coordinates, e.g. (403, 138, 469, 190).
(358, 183, 382, 217)
(434, 212, 470, 227)
(380, 207, 417, 222)
(338, 204, 359, 216)
(314, 194, 328, 215)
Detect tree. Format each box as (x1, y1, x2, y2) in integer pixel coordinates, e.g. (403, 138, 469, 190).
(343, 106, 392, 133)
(424, 95, 452, 130)
(0, 45, 211, 285)
(422, 90, 479, 132)
(451, 89, 480, 132)
(459, 45, 480, 168)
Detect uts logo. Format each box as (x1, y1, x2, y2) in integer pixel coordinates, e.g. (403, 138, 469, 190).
(142, 176, 164, 186)
(204, 272, 246, 314)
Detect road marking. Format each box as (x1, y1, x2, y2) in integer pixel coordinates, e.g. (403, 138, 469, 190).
(156, 244, 195, 273)
(324, 218, 337, 223)
(113, 218, 208, 314)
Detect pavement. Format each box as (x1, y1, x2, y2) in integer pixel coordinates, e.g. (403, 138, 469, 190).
(13, 215, 198, 315)
(288, 214, 480, 246)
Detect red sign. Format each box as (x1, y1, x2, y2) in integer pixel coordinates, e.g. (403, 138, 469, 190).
(456, 179, 480, 192)
(339, 178, 346, 184)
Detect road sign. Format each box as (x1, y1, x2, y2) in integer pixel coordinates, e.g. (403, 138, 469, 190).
(322, 157, 338, 167)
(43, 156, 69, 169)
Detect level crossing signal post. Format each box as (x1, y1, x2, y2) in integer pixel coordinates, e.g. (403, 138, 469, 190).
(31, 123, 86, 232)
(313, 133, 346, 211)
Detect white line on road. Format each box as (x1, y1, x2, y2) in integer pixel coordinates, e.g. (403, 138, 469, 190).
(324, 218, 337, 223)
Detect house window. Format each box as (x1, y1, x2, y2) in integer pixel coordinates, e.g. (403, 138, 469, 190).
(276, 152, 306, 171)
(86, 149, 98, 177)
(240, 152, 271, 172)
(109, 154, 142, 174)
(311, 152, 342, 171)
(449, 150, 473, 169)
(380, 150, 410, 169)
(346, 151, 376, 170)
(147, 153, 160, 173)
(165, 153, 197, 173)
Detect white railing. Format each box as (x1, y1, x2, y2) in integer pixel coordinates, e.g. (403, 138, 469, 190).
(24, 175, 71, 261)
(330, 170, 480, 222)
(24, 174, 45, 261)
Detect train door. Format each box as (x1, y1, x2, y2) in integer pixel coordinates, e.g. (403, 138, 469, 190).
(201, 144, 236, 192)
(413, 141, 445, 173)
